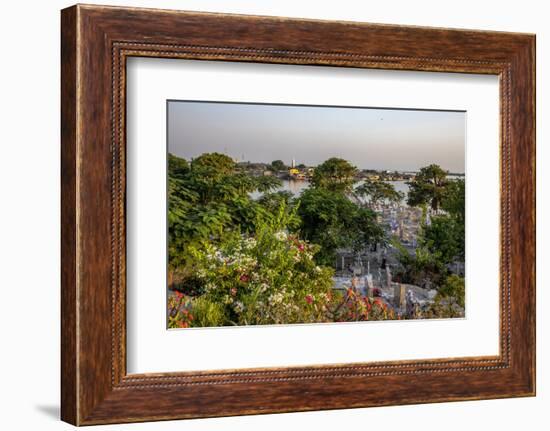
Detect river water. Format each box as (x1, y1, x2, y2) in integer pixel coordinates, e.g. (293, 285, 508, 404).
(252, 176, 463, 201)
(251, 180, 410, 200)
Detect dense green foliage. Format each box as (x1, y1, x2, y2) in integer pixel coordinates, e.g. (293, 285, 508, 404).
(393, 241, 448, 288)
(406, 164, 449, 211)
(188, 215, 335, 326)
(355, 179, 404, 206)
(168, 151, 465, 326)
(395, 176, 465, 309)
(168, 152, 284, 283)
(270, 159, 287, 171)
(421, 178, 465, 263)
(310, 157, 357, 193)
(297, 188, 384, 265)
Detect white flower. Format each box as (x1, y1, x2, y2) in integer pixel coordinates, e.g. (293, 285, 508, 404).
(274, 231, 287, 241)
(269, 292, 285, 304)
(243, 237, 257, 249)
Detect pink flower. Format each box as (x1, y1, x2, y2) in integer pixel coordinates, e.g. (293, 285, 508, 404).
(298, 244, 305, 252)
(305, 294, 313, 304)
(230, 287, 238, 296)
(239, 274, 249, 283)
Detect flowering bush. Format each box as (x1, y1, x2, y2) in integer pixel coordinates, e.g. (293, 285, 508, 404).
(326, 288, 395, 322)
(168, 291, 194, 328)
(185, 221, 335, 326)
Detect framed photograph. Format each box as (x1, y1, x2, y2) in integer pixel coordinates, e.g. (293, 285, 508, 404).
(61, 4, 535, 425)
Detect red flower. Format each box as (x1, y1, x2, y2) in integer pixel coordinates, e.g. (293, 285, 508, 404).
(298, 244, 305, 252)
(175, 291, 184, 299)
(305, 294, 313, 304)
(239, 274, 249, 283)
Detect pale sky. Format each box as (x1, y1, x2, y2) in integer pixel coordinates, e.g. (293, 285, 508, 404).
(168, 101, 465, 173)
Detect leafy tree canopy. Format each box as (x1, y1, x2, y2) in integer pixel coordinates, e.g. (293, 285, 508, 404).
(270, 159, 287, 171)
(167, 152, 283, 277)
(355, 179, 404, 206)
(393, 241, 448, 289)
(406, 164, 449, 211)
(296, 188, 385, 265)
(421, 215, 464, 264)
(420, 178, 465, 263)
(311, 157, 357, 194)
(168, 152, 189, 179)
(191, 152, 235, 176)
(441, 178, 465, 220)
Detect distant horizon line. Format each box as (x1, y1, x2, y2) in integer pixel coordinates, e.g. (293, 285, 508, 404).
(168, 152, 465, 175)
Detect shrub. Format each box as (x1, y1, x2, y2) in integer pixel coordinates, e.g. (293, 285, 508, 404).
(437, 274, 465, 308)
(187, 219, 335, 326)
(167, 292, 194, 329)
(325, 288, 395, 322)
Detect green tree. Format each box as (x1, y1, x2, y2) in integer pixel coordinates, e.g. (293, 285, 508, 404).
(168, 152, 283, 288)
(258, 190, 294, 213)
(441, 179, 465, 220)
(191, 152, 235, 178)
(396, 177, 465, 294)
(168, 152, 189, 179)
(355, 179, 404, 206)
(311, 158, 357, 193)
(255, 175, 283, 193)
(421, 178, 465, 263)
(406, 164, 449, 211)
(437, 274, 465, 308)
(296, 188, 384, 265)
(393, 241, 448, 289)
(421, 215, 464, 264)
(270, 159, 287, 171)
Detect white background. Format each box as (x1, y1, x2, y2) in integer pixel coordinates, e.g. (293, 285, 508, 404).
(0, 0, 547, 430)
(127, 59, 500, 373)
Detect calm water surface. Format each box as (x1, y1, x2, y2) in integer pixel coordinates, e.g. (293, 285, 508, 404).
(251, 180, 410, 200)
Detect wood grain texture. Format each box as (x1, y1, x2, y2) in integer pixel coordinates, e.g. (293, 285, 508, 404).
(60, 4, 535, 425)
(60, 5, 78, 425)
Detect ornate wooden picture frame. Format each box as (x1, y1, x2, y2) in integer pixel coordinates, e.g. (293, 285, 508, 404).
(61, 4, 535, 425)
